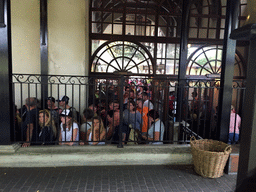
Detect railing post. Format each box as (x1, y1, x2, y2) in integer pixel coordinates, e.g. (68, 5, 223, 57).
(230, 24, 256, 188)
(177, 0, 190, 122)
(0, 0, 12, 145)
(40, 0, 48, 107)
(217, 0, 240, 142)
(117, 75, 124, 148)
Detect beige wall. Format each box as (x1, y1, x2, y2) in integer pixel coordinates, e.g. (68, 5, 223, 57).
(11, 0, 40, 74)
(11, 0, 89, 75)
(47, 0, 88, 111)
(11, 0, 89, 110)
(48, 0, 87, 75)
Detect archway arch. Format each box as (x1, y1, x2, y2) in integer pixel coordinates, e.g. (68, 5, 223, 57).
(186, 44, 245, 77)
(91, 40, 155, 76)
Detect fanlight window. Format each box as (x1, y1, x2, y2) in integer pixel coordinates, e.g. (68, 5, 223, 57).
(187, 45, 244, 77)
(91, 41, 153, 75)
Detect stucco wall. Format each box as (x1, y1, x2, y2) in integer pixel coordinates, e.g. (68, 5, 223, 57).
(11, 0, 88, 75)
(11, 0, 89, 110)
(11, 0, 40, 74)
(48, 0, 87, 75)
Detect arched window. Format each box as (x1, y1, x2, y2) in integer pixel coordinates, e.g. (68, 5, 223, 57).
(187, 45, 245, 77)
(91, 40, 154, 75)
(90, 0, 247, 76)
(90, 0, 182, 76)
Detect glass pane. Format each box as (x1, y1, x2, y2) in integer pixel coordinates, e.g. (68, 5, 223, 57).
(146, 25, 154, 36)
(136, 25, 145, 36)
(92, 0, 104, 8)
(221, 19, 225, 28)
(209, 29, 216, 39)
(126, 14, 135, 23)
(205, 48, 217, 59)
(189, 17, 197, 27)
(91, 40, 102, 55)
(126, 25, 135, 35)
(141, 65, 152, 74)
(201, 18, 209, 28)
(156, 64, 165, 74)
(92, 11, 102, 22)
(210, 61, 218, 73)
(199, 29, 207, 38)
(166, 61, 175, 75)
(174, 63, 179, 75)
(157, 43, 166, 58)
(200, 68, 211, 76)
(113, 24, 122, 35)
(114, 13, 123, 23)
(92, 22, 99, 33)
(147, 15, 155, 24)
(166, 44, 179, 58)
(103, 23, 112, 34)
(189, 28, 198, 38)
(219, 29, 225, 39)
(209, 19, 217, 28)
(158, 27, 166, 37)
(105, 12, 112, 22)
(217, 49, 222, 60)
(107, 65, 117, 73)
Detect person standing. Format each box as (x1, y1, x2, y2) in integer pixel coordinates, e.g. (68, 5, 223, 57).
(87, 116, 106, 145)
(142, 109, 165, 144)
(136, 98, 149, 136)
(123, 100, 142, 131)
(80, 108, 94, 141)
(228, 105, 241, 144)
(106, 110, 128, 144)
(22, 97, 39, 147)
(59, 109, 79, 146)
(46, 96, 62, 127)
(38, 109, 57, 145)
(142, 92, 154, 110)
(57, 95, 79, 122)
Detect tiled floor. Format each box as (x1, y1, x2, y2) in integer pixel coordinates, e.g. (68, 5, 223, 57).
(0, 165, 237, 192)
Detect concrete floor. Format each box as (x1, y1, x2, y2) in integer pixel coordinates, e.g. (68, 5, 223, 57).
(0, 144, 238, 191)
(0, 165, 237, 192)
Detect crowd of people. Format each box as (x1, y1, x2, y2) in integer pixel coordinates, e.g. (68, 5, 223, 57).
(13, 80, 169, 147)
(13, 79, 241, 147)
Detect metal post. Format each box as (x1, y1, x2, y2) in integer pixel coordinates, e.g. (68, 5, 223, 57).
(40, 0, 48, 106)
(217, 0, 240, 142)
(230, 24, 256, 188)
(118, 75, 124, 148)
(176, 0, 190, 122)
(0, 0, 12, 145)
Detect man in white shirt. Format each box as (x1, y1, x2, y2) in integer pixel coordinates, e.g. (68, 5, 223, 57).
(142, 92, 154, 110)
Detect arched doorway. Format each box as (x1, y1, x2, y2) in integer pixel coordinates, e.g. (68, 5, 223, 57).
(184, 44, 246, 138)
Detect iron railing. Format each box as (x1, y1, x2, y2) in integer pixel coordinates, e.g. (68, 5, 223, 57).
(11, 74, 245, 146)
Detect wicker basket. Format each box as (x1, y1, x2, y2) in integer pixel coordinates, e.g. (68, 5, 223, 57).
(190, 136, 232, 178)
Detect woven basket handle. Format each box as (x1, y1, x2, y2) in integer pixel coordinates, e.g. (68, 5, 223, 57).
(190, 136, 196, 142)
(224, 145, 232, 154)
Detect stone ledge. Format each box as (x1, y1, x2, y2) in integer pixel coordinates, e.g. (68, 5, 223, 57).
(0, 144, 193, 167)
(14, 144, 192, 154)
(0, 143, 21, 153)
(0, 153, 192, 167)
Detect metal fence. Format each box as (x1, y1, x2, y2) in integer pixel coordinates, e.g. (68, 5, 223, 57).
(11, 74, 245, 146)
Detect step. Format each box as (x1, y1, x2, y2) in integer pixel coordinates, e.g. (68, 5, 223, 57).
(0, 144, 193, 167)
(227, 144, 240, 175)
